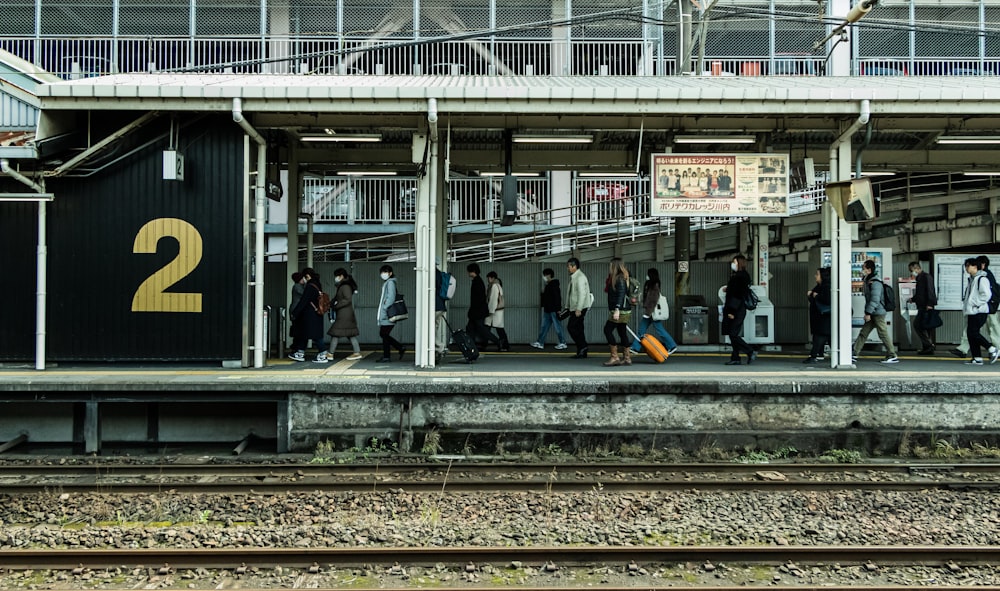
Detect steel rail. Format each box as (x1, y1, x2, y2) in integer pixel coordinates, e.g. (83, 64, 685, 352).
(3, 546, 1000, 570)
(3, 479, 998, 494)
(64, 588, 1000, 591)
(1, 461, 997, 476)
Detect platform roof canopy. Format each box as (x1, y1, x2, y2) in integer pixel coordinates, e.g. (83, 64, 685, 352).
(27, 73, 1000, 177)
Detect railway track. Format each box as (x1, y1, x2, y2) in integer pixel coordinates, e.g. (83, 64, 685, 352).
(4, 545, 1000, 570)
(1, 461, 998, 493)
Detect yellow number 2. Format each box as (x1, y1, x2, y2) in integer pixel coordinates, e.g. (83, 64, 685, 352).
(131, 218, 204, 313)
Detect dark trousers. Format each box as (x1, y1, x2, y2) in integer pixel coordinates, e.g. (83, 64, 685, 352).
(468, 317, 500, 348)
(567, 310, 588, 352)
(379, 325, 403, 358)
(603, 320, 629, 347)
(809, 332, 830, 358)
(913, 309, 934, 350)
(967, 313, 992, 358)
(724, 309, 752, 360)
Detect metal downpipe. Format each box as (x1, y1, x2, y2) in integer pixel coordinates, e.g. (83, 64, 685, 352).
(1, 159, 47, 370)
(233, 98, 267, 369)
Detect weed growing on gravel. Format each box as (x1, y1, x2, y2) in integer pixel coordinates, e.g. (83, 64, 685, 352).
(617, 443, 644, 457)
(734, 450, 772, 464)
(819, 448, 862, 463)
(421, 429, 443, 455)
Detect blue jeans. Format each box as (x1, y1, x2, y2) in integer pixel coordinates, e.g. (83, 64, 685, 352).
(631, 316, 677, 351)
(536, 311, 567, 345)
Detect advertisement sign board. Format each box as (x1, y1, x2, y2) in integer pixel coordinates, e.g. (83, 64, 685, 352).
(650, 153, 789, 217)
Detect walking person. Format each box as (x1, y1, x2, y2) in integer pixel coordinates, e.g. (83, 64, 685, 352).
(485, 271, 510, 351)
(961, 257, 999, 365)
(602, 257, 633, 367)
(287, 271, 306, 359)
(722, 254, 756, 365)
(289, 268, 327, 362)
(907, 261, 938, 355)
(466, 263, 501, 351)
(322, 267, 363, 362)
(434, 259, 452, 364)
(565, 257, 591, 359)
(851, 259, 899, 364)
(629, 267, 678, 356)
(376, 265, 406, 363)
(803, 267, 832, 364)
(951, 256, 998, 358)
(531, 268, 568, 350)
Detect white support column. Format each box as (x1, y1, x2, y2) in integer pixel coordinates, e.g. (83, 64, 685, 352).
(831, 141, 855, 368)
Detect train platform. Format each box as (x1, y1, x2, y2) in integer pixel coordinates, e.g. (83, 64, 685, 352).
(0, 346, 995, 394)
(3, 347, 998, 457)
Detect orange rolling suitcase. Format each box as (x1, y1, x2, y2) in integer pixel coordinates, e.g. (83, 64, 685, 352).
(625, 325, 669, 364)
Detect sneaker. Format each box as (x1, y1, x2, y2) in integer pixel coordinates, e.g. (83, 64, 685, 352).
(530, 342, 544, 349)
(851, 356, 858, 363)
(991, 347, 1000, 364)
(667, 347, 679, 355)
(288, 351, 305, 362)
(802, 357, 818, 364)
(918, 347, 935, 356)
(880, 356, 899, 364)
(950, 348, 967, 358)
(313, 352, 329, 364)
(966, 358, 984, 366)
(554, 343, 568, 350)
(347, 353, 364, 361)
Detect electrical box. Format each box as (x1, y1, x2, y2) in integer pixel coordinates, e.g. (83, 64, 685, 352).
(163, 150, 185, 181)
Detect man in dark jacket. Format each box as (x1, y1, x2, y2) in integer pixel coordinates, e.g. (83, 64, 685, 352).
(289, 268, 327, 362)
(530, 267, 568, 350)
(908, 261, 938, 355)
(466, 263, 500, 351)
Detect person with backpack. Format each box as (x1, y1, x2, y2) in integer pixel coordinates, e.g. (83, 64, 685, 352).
(601, 257, 633, 366)
(531, 267, 568, 350)
(851, 259, 899, 364)
(961, 257, 1000, 365)
(289, 267, 327, 363)
(951, 255, 1000, 359)
(434, 258, 456, 364)
(907, 261, 938, 355)
(721, 254, 756, 365)
(629, 267, 679, 357)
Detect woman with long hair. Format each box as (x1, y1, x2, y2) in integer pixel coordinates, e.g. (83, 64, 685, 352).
(630, 267, 678, 356)
(722, 254, 756, 365)
(485, 271, 510, 351)
(323, 267, 363, 362)
(803, 266, 832, 364)
(602, 257, 633, 366)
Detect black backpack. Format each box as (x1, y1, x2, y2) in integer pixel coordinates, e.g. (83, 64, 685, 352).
(979, 271, 1000, 314)
(744, 288, 760, 311)
(879, 280, 896, 312)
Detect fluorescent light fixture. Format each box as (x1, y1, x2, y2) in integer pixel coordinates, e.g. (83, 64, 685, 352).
(964, 170, 1000, 176)
(936, 135, 1000, 145)
(512, 134, 593, 144)
(578, 172, 640, 177)
(851, 171, 896, 177)
(480, 172, 541, 177)
(674, 135, 756, 144)
(301, 133, 382, 143)
(0, 193, 54, 201)
(335, 171, 397, 176)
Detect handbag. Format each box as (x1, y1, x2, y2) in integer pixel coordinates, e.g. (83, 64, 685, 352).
(386, 294, 409, 322)
(557, 308, 572, 321)
(921, 308, 943, 330)
(652, 295, 670, 321)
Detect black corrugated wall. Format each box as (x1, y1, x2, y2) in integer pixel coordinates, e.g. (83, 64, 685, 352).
(0, 115, 246, 361)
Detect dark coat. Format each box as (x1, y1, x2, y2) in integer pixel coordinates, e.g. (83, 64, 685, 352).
(604, 275, 630, 310)
(292, 279, 325, 343)
(327, 281, 359, 338)
(913, 271, 937, 308)
(541, 279, 562, 313)
(808, 280, 832, 337)
(467, 274, 489, 320)
(721, 269, 751, 333)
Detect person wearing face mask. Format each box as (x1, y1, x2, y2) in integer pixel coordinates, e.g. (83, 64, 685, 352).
(629, 267, 678, 357)
(907, 261, 938, 355)
(376, 265, 406, 363)
(530, 268, 568, 350)
(466, 263, 501, 351)
(322, 267, 362, 362)
(721, 254, 756, 365)
(289, 268, 327, 363)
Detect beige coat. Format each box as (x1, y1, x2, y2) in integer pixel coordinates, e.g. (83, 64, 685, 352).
(485, 281, 505, 328)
